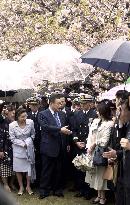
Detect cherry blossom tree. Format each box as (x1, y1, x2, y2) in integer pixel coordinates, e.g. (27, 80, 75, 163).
(0, 0, 130, 92)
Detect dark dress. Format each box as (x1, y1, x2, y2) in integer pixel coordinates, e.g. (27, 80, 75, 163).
(0, 115, 13, 178)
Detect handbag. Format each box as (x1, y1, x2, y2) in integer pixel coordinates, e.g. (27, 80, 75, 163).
(93, 146, 108, 166)
(103, 165, 113, 180)
(72, 153, 95, 172)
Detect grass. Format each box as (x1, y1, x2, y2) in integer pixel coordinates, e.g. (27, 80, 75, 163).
(14, 190, 114, 205)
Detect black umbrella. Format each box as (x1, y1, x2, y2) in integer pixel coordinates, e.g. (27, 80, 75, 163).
(81, 39, 130, 73)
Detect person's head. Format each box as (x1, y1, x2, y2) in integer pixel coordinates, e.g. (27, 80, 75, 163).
(96, 100, 112, 120)
(15, 108, 27, 123)
(115, 90, 129, 108)
(109, 101, 116, 118)
(72, 99, 81, 111)
(27, 97, 40, 113)
(41, 96, 48, 108)
(119, 100, 130, 123)
(80, 101, 92, 111)
(6, 105, 15, 122)
(49, 93, 62, 112)
(0, 100, 5, 114)
(116, 90, 130, 123)
(80, 94, 94, 111)
(59, 94, 66, 110)
(29, 104, 39, 113)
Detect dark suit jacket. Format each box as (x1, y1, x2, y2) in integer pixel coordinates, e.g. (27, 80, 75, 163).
(71, 108, 97, 156)
(27, 111, 41, 151)
(115, 123, 130, 188)
(38, 108, 66, 158)
(72, 108, 97, 142)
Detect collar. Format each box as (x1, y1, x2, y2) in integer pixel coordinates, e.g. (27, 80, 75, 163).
(83, 110, 89, 114)
(32, 111, 38, 115)
(71, 107, 75, 112)
(62, 107, 66, 113)
(49, 107, 55, 115)
(15, 119, 30, 127)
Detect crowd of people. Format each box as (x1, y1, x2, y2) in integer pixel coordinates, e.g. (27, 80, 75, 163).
(0, 90, 130, 205)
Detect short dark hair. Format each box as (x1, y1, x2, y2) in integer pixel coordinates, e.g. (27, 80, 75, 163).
(116, 90, 129, 101)
(116, 90, 130, 110)
(49, 93, 62, 104)
(97, 100, 112, 120)
(15, 108, 26, 121)
(6, 105, 15, 112)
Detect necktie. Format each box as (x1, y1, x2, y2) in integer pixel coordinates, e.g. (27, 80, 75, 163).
(53, 112, 61, 127)
(33, 113, 37, 122)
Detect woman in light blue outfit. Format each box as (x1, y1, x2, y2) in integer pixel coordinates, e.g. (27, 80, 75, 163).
(9, 108, 35, 195)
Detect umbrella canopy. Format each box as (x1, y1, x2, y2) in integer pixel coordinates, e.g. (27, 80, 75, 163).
(100, 84, 130, 100)
(0, 60, 34, 91)
(81, 39, 130, 73)
(126, 77, 130, 84)
(19, 44, 93, 83)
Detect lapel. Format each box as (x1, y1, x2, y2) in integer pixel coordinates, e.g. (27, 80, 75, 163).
(47, 109, 58, 126)
(58, 111, 65, 127)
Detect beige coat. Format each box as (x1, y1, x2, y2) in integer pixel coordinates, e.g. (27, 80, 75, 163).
(85, 119, 114, 190)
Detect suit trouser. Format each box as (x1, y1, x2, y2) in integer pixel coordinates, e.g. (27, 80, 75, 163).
(35, 150, 42, 185)
(74, 167, 90, 195)
(39, 153, 62, 195)
(116, 181, 130, 205)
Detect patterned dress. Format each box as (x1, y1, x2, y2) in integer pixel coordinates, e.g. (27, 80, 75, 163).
(0, 115, 13, 178)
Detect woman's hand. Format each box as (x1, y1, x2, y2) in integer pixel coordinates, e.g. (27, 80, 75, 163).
(87, 143, 96, 155)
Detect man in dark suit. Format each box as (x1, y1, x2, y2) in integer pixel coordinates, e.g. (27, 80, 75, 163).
(72, 94, 97, 199)
(26, 97, 41, 186)
(38, 93, 72, 199)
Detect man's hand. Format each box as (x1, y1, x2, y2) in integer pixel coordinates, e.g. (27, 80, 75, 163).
(0, 152, 4, 159)
(120, 138, 130, 150)
(67, 145, 70, 152)
(76, 142, 85, 149)
(103, 148, 117, 159)
(60, 126, 72, 135)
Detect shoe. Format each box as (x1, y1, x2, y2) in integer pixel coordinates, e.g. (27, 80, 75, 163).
(74, 192, 84, 197)
(39, 194, 49, 199)
(68, 187, 77, 192)
(18, 190, 24, 196)
(84, 194, 93, 200)
(91, 197, 100, 204)
(4, 185, 11, 193)
(99, 198, 107, 205)
(26, 188, 34, 195)
(53, 192, 64, 197)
